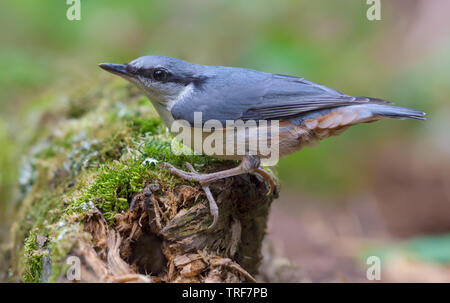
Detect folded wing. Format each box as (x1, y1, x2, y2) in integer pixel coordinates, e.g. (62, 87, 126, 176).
(171, 70, 392, 126)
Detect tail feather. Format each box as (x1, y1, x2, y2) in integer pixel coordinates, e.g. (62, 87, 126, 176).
(368, 104, 426, 120)
(291, 103, 426, 128)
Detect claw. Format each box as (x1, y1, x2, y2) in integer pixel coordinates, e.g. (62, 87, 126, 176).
(255, 168, 276, 196)
(184, 162, 219, 229)
(203, 184, 219, 230)
(160, 162, 197, 181)
(163, 162, 219, 230)
(161, 157, 271, 230)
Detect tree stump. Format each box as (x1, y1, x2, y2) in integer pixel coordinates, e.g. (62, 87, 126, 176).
(4, 79, 277, 282)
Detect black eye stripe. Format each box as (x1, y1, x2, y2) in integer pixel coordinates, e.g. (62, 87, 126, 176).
(134, 67, 169, 80)
(128, 65, 206, 87)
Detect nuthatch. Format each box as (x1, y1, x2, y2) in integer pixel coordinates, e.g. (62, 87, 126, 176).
(99, 56, 425, 228)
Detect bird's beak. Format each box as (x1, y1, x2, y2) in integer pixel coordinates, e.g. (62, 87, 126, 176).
(98, 63, 134, 79)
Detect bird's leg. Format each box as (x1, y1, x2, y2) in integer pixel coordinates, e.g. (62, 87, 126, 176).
(162, 156, 275, 229)
(162, 155, 262, 184)
(162, 155, 276, 194)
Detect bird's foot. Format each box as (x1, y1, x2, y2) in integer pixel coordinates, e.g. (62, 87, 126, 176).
(161, 156, 262, 184)
(161, 156, 275, 229)
(184, 163, 219, 230)
(161, 162, 219, 229)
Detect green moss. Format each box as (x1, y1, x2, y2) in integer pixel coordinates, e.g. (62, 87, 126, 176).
(129, 117, 163, 135)
(9, 78, 235, 281)
(70, 161, 158, 223)
(23, 229, 45, 283)
(140, 135, 228, 169)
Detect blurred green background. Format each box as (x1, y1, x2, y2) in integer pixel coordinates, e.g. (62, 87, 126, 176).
(1, 0, 449, 281)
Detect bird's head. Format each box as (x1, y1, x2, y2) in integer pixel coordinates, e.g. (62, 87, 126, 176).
(99, 56, 204, 106)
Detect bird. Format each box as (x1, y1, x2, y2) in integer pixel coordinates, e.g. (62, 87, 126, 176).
(99, 56, 425, 228)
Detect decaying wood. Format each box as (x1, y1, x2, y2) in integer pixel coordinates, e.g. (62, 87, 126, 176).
(67, 171, 276, 283)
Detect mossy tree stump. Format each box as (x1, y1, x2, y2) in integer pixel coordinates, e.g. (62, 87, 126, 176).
(5, 79, 277, 282)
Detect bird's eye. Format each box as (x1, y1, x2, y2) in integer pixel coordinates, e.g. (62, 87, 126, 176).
(152, 69, 168, 81)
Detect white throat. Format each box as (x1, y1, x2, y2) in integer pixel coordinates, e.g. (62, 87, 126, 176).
(166, 83, 194, 111)
(144, 83, 194, 129)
